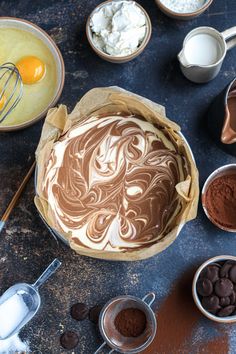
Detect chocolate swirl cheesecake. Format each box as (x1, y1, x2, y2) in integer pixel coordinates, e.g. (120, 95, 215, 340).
(38, 114, 189, 252)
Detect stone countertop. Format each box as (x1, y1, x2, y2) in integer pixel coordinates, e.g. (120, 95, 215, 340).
(0, 0, 236, 353)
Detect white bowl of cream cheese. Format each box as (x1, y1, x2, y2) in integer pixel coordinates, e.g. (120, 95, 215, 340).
(86, 0, 152, 63)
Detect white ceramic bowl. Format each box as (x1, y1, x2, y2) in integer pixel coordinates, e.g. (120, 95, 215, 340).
(192, 255, 236, 323)
(0, 17, 65, 131)
(86, 0, 152, 63)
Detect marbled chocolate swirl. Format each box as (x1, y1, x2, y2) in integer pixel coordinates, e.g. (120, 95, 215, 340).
(40, 115, 187, 251)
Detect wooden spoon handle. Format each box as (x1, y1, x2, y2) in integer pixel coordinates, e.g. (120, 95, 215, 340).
(1, 161, 36, 226)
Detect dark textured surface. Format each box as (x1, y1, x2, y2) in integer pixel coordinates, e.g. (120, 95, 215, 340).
(0, 1, 236, 353)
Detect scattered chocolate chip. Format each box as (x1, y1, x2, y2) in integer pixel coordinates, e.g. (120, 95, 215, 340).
(60, 331, 79, 350)
(230, 292, 236, 305)
(202, 295, 220, 313)
(215, 278, 233, 297)
(89, 305, 103, 324)
(218, 305, 235, 317)
(197, 278, 213, 297)
(220, 262, 233, 278)
(71, 303, 89, 321)
(229, 265, 236, 283)
(200, 265, 219, 283)
(220, 297, 230, 307)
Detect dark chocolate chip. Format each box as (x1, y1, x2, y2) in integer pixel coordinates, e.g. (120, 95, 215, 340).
(230, 292, 236, 305)
(60, 331, 79, 350)
(217, 305, 235, 317)
(70, 303, 89, 321)
(89, 305, 103, 324)
(202, 295, 220, 313)
(197, 278, 213, 297)
(215, 278, 233, 297)
(220, 297, 231, 307)
(229, 265, 236, 283)
(200, 265, 220, 283)
(220, 262, 233, 278)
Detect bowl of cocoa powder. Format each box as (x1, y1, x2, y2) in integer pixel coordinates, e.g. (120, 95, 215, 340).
(192, 255, 236, 323)
(202, 164, 236, 232)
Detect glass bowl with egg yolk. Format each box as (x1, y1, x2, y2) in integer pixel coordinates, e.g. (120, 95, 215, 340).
(0, 27, 58, 128)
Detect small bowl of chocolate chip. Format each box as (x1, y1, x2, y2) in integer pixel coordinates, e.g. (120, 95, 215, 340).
(193, 255, 236, 323)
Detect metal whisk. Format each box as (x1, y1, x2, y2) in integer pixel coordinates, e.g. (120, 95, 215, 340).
(0, 62, 23, 123)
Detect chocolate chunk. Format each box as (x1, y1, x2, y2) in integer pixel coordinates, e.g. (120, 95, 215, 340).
(218, 305, 235, 317)
(229, 265, 236, 283)
(215, 278, 233, 297)
(202, 295, 220, 313)
(230, 292, 236, 305)
(71, 303, 89, 321)
(89, 305, 103, 324)
(60, 331, 79, 350)
(200, 265, 219, 283)
(197, 278, 213, 297)
(220, 297, 230, 307)
(220, 262, 233, 278)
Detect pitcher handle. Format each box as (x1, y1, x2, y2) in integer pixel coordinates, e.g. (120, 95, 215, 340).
(222, 26, 236, 50)
(94, 342, 115, 354)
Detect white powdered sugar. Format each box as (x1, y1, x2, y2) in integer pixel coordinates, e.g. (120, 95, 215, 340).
(0, 293, 28, 339)
(0, 334, 29, 354)
(0, 292, 30, 353)
(160, 0, 206, 13)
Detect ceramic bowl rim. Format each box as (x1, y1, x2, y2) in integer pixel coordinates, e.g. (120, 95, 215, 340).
(155, 0, 213, 18)
(202, 163, 236, 232)
(0, 16, 65, 132)
(86, 0, 152, 62)
(192, 255, 236, 323)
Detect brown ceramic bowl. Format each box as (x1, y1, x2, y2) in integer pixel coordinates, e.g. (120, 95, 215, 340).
(192, 255, 236, 323)
(86, 0, 152, 63)
(202, 164, 236, 232)
(0, 17, 65, 132)
(155, 0, 213, 20)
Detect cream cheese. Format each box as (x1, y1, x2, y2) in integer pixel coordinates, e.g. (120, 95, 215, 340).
(90, 1, 147, 56)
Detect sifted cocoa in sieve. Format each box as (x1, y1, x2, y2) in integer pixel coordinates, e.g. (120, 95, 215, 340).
(114, 308, 146, 337)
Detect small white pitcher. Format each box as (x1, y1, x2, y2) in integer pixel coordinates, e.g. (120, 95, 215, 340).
(178, 26, 236, 83)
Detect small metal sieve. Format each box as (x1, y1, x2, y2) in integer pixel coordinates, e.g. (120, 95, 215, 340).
(94, 292, 157, 354)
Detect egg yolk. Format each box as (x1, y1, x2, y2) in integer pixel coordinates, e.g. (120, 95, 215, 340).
(0, 93, 6, 111)
(16, 56, 45, 85)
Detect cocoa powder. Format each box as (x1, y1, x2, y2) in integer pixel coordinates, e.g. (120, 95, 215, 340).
(114, 308, 146, 337)
(142, 270, 229, 354)
(204, 174, 236, 229)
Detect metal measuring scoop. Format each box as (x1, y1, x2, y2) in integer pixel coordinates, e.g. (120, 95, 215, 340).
(0, 62, 23, 123)
(0, 258, 61, 340)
